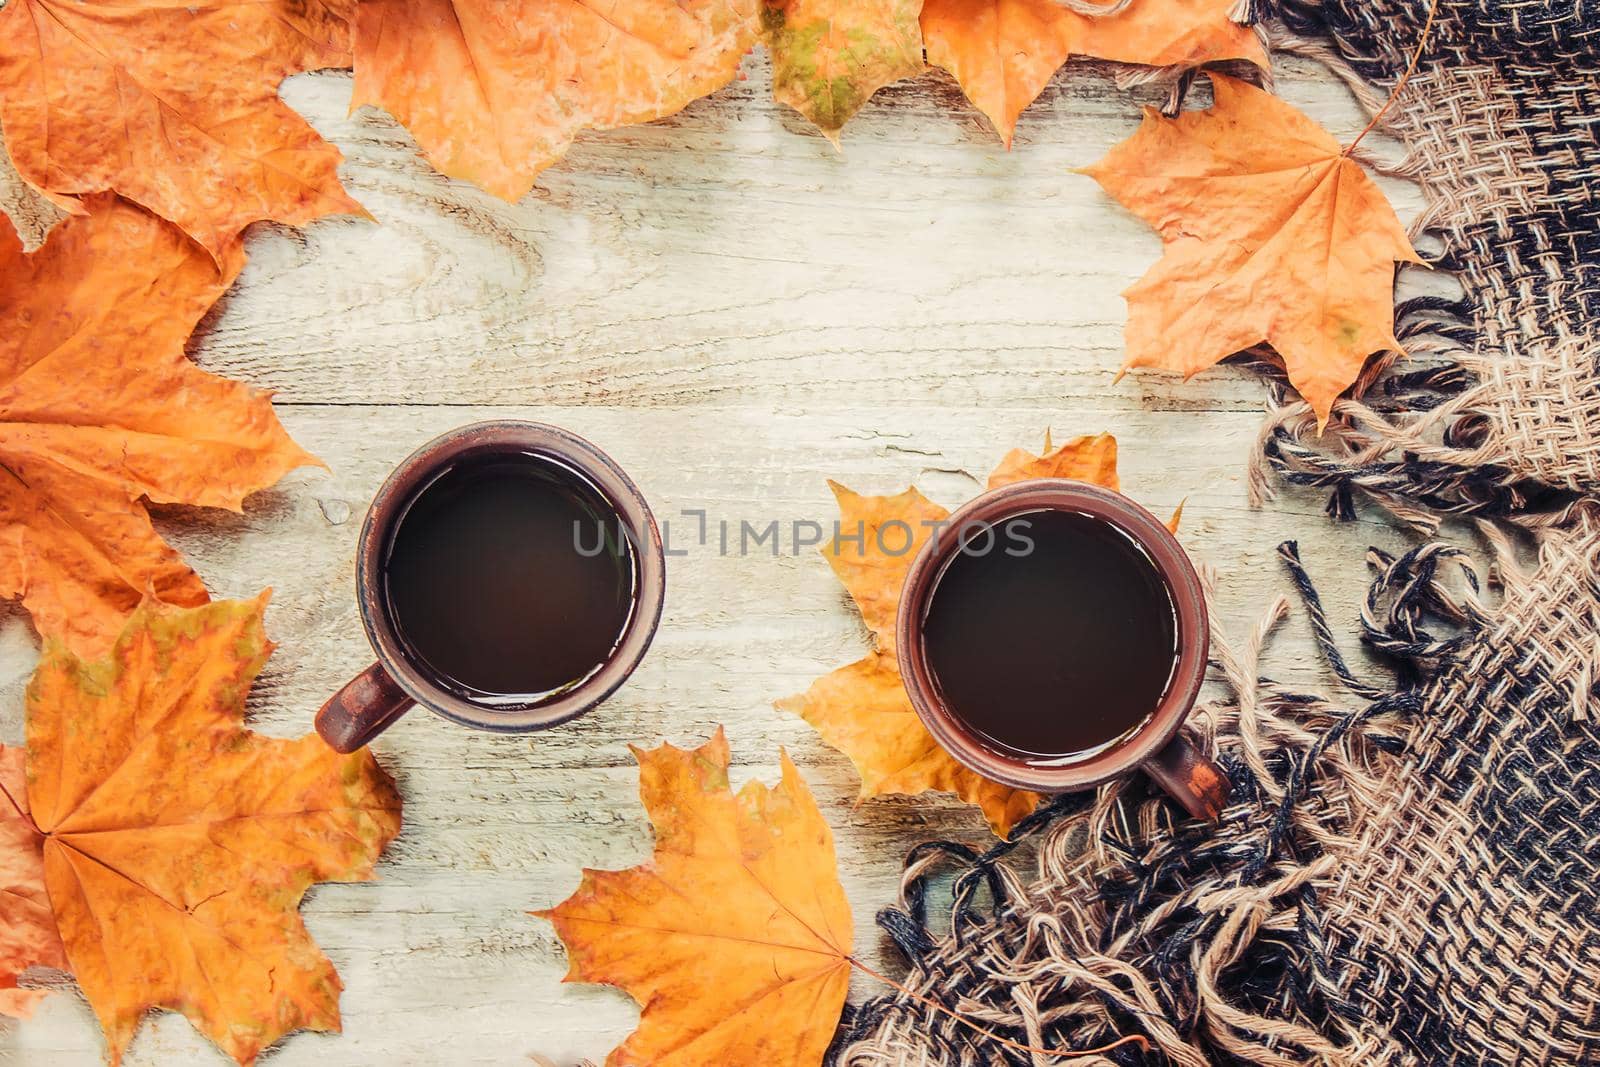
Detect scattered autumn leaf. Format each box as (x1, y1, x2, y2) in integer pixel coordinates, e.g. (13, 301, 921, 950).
(0, 746, 64, 1019)
(922, 0, 1263, 146)
(1070, 0, 1265, 69)
(0, 0, 363, 261)
(921, 0, 1074, 147)
(0, 194, 318, 657)
(1081, 74, 1420, 427)
(994, 430, 1182, 528)
(764, 0, 925, 140)
(537, 727, 852, 1066)
(780, 432, 1121, 837)
(988, 427, 1120, 490)
(0, 593, 402, 1063)
(351, 0, 758, 201)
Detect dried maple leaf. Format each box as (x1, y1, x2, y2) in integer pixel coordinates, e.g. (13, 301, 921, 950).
(0, 0, 363, 261)
(988, 427, 1119, 490)
(780, 433, 1120, 838)
(536, 727, 852, 1066)
(0, 745, 65, 1019)
(763, 0, 925, 141)
(0, 194, 318, 657)
(922, 0, 1263, 146)
(1081, 74, 1421, 428)
(1069, 0, 1265, 68)
(0, 593, 403, 1063)
(351, 0, 758, 201)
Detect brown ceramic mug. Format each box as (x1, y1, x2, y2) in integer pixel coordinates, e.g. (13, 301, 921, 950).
(316, 421, 666, 754)
(896, 479, 1228, 820)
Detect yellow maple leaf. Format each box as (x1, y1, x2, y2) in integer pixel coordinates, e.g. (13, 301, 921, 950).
(1081, 74, 1421, 428)
(781, 433, 1120, 837)
(0, 594, 403, 1063)
(536, 728, 852, 1066)
(989, 428, 1120, 489)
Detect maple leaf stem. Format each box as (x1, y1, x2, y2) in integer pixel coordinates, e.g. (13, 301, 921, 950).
(846, 954, 1151, 1059)
(1343, 0, 1440, 156)
(0, 773, 38, 834)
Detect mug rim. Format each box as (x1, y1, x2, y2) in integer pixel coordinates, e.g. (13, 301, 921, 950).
(354, 420, 666, 734)
(895, 478, 1209, 793)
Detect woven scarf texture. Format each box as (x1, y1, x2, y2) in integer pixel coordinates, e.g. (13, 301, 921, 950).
(835, 3, 1600, 1064)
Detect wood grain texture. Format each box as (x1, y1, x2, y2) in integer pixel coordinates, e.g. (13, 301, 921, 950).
(0, 53, 1424, 1066)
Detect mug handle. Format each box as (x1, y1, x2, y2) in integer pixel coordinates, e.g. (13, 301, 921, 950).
(1142, 733, 1230, 820)
(316, 662, 415, 754)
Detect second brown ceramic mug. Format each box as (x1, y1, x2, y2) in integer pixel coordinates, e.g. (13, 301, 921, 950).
(896, 479, 1228, 820)
(316, 421, 666, 754)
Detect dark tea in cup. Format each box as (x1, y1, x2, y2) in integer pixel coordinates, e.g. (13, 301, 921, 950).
(920, 507, 1180, 763)
(382, 452, 639, 707)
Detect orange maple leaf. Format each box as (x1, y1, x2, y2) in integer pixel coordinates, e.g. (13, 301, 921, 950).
(780, 432, 1121, 838)
(351, 0, 758, 201)
(536, 727, 852, 1066)
(0, 594, 403, 1064)
(763, 0, 926, 140)
(0, 0, 363, 261)
(922, 0, 1264, 146)
(0, 746, 64, 1020)
(0, 194, 318, 657)
(1081, 74, 1422, 428)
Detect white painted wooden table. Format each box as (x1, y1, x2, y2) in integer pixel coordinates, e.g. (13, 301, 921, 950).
(0, 54, 1422, 1066)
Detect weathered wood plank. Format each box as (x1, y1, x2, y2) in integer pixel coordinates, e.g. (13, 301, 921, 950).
(0, 51, 1422, 1066)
